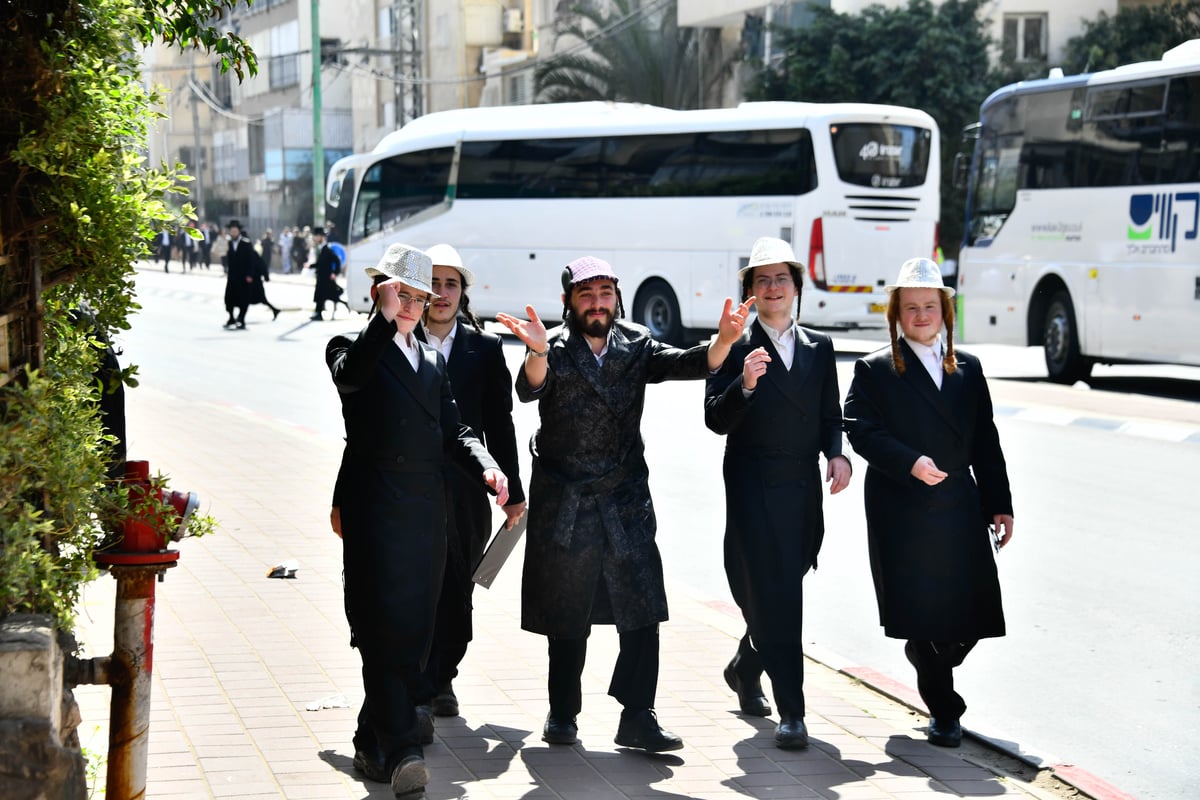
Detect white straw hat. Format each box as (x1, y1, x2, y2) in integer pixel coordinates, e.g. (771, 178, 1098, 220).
(885, 257, 955, 297)
(424, 243, 475, 287)
(738, 237, 804, 279)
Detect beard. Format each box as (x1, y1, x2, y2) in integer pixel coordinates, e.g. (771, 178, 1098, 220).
(572, 308, 614, 338)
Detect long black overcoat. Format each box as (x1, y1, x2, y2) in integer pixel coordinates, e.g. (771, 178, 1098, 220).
(843, 340, 1012, 642)
(313, 243, 343, 305)
(515, 320, 710, 637)
(421, 322, 526, 600)
(327, 314, 498, 665)
(223, 235, 258, 308)
(704, 321, 844, 645)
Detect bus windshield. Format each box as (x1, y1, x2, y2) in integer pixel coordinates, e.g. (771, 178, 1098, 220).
(829, 123, 932, 188)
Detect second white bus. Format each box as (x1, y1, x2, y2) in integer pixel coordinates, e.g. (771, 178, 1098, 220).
(957, 40, 1200, 381)
(327, 100, 941, 342)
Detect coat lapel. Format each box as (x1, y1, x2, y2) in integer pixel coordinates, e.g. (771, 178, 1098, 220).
(758, 320, 815, 412)
(380, 337, 440, 419)
(563, 324, 629, 418)
(899, 338, 962, 437)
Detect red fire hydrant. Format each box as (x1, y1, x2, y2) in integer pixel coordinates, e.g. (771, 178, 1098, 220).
(89, 460, 200, 800)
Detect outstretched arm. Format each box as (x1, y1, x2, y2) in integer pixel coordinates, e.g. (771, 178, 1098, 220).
(707, 296, 756, 371)
(496, 305, 550, 390)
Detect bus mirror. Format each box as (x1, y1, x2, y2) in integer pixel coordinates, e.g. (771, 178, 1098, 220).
(952, 152, 970, 190)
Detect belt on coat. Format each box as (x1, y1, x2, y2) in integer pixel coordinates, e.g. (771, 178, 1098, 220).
(532, 440, 639, 557)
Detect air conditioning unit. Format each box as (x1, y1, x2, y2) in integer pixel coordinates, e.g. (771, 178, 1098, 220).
(503, 8, 523, 34)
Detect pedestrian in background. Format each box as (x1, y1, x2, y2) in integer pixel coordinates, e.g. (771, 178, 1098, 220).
(704, 237, 851, 750)
(199, 222, 214, 269)
(310, 227, 343, 321)
(843, 256, 1013, 749)
(249, 245, 282, 322)
(156, 228, 172, 272)
(259, 228, 275, 273)
(495, 257, 752, 753)
(290, 226, 310, 275)
(417, 243, 526, 720)
(280, 227, 294, 274)
(223, 220, 259, 329)
(327, 243, 509, 797)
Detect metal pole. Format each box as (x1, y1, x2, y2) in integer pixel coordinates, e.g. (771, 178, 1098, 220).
(311, 0, 325, 227)
(105, 564, 171, 800)
(190, 54, 206, 220)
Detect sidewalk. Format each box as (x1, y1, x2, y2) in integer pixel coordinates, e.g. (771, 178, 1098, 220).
(72, 274, 1083, 800)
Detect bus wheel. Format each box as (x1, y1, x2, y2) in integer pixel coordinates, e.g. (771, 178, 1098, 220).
(1043, 291, 1092, 383)
(633, 280, 682, 344)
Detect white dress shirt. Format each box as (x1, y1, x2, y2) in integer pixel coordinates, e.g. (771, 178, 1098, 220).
(906, 337, 944, 389)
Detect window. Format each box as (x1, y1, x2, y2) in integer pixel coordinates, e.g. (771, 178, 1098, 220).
(456, 129, 817, 199)
(830, 124, 932, 189)
(351, 148, 455, 239)
(1003, 13, 1047, 62)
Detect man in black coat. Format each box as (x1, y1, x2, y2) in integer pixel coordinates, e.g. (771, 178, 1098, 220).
(311, 227, 343, 321)
(223, 220, 259, 329)
(495, 257, 752, 753)
(327, 243, 510, 797)
(416, 243, 526, 719)
(843, 257, 1013, 749)
(704, 237, 851, 750)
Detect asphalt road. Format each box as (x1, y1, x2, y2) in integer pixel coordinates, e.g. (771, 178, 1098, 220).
(118, 265, 1199, 799)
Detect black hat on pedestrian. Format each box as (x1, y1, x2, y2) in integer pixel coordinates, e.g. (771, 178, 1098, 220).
(228, 219, 242, 230)
(312, 227, 326, 237)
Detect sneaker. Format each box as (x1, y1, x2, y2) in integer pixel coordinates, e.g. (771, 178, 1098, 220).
(416, 705, 434, 744)
(389, 753, 429, 797)
(614, 708, 683, 752)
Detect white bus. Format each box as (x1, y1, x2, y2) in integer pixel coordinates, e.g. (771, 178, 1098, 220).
(957, 40, 1200, 382)
(326, 100, 940, 342)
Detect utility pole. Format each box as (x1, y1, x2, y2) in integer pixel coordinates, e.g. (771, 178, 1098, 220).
(311, 0, 325, 227)
(189, 55, 206, 219)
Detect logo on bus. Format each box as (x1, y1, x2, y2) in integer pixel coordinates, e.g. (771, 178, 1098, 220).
(1128, 192, 1199, 254)
(858, 141, 903, 160)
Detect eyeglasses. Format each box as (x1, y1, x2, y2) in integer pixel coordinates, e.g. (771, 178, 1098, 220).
(752, 275, 794, 290)
(396, 292, 429, 308)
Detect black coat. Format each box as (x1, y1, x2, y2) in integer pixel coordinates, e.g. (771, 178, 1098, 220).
(515, 320, 711, 637)
(312, 243, 343, 304)
(224, 236, 260, 308)
(418, 321, 526, 590)
(327, 314, 499, 664)
(704, 321, 844, 644)
(843, 340, 1012, 641)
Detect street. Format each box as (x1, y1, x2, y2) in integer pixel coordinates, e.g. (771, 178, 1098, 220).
(115, 265, 1199, 799)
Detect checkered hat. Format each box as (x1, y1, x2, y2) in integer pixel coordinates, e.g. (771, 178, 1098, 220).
(365, 244, 439, 298)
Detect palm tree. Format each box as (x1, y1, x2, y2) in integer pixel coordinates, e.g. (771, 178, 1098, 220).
(535, 0, 736, 109)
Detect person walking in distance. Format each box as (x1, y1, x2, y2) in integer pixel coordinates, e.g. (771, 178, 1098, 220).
(495, 257, 753, 753)
(327, 243, 509, 797)
(223, 220, 259, 329)
(416, 243, 526, 719)
(704, 237, 851, 750)
(310, 227, 342, 321)
(843, 256, 1013, 748)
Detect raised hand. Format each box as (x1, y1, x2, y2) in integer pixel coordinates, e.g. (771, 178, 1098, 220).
(495, 306, 548, 354)
(718, 296, 756, 346)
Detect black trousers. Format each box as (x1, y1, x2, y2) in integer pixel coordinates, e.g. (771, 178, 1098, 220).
(354, 637, 423, 768)
(731, 631, 806, 717)
(547, 625, 659, 718)
(905, 639, 977, 721)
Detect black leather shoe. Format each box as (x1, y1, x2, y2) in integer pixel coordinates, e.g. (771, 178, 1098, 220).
(390, 753, 430, 797)
(724, 661, 771, 717)
(352, 746, 388, 782)
(927, 716, 963, 748)
(431, 686, 459, 717)
(542, 713, 578, 745)
(614, 708, 684, 753)
(775, 714, 809, 750)
(415, 705, 434, 744)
